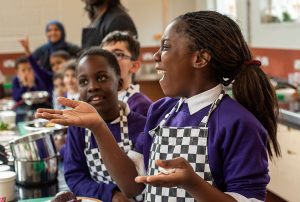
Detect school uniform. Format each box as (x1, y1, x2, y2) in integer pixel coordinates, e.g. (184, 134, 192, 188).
(118, 84, 152, 117)
(64, 104, 146, 202)
(132, 84, 269, 202)
(12, 76, 51, 102)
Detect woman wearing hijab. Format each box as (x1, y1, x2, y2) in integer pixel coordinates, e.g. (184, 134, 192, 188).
(33, 20, 81, 71)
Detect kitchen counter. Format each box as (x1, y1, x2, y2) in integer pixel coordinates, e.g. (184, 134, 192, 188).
(278, 101, 300, 130)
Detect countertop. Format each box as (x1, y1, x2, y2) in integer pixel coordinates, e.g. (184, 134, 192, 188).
(278, 101, 300, 130)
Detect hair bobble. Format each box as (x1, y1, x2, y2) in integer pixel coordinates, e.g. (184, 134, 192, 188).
(244, 60, 261, 66)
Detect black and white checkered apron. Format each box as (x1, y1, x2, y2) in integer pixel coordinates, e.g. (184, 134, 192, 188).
(84, 105, 133, 183)
(119, 84, 139, 103)
(84, 105, 143, 201)
(145, 90, 225, 202)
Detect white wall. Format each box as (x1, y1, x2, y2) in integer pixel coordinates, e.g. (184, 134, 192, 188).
(124, 0, 197, 47)
(0, 0, 88, 53)
(0, 0, 200, 52)
(1, 0, 298, 53)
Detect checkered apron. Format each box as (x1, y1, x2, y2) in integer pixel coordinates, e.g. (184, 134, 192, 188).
(145, 91, 225, 202)
(84, 105, 133, 183)
(119, 84, 140, 103)
(84, 105, 144, 201)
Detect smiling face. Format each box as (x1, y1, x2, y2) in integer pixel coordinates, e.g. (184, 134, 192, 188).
(77, 55, 121, 119)
(154, 20, 198, 98)
(46, 24, 63, 43)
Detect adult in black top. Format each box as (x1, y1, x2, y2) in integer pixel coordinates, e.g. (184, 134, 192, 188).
(33, 20, 81, 71)
(81, 0, 138, 49)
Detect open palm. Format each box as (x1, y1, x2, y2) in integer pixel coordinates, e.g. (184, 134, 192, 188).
(36, 97, 103, 130)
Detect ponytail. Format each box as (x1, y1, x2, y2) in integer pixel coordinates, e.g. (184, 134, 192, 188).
(232, 63, 280, 159)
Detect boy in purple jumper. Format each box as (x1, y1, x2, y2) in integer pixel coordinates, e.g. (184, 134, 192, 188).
(45, 48, 146, 201)
(37, 11, 280, 202)
(12, 57, 50, 102)
(101, 31, 152, 117)
(19, 37, 71, 108)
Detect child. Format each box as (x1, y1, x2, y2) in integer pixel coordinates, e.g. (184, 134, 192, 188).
(53, 73, 66, 109)
(49, 50, 71, 73)
(37, 11, 280, 202)
(62, 59, 80, 101)
(12, 57, 50, 102)
(47, 48, 146, 201)
(19, 37, 71, 108)
(101, 31, 152, 117)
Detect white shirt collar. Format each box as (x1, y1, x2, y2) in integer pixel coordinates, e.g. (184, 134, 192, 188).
(118, 84, 140, 100)
(184, 84, 223, 115)
(110, 103, 131, 124)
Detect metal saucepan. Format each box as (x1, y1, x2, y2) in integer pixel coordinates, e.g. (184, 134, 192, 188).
(22, 91, 49, 106)
(9, 130, 57, 161)
(9, 130, 58, 184)
(14, 157, 58, 185)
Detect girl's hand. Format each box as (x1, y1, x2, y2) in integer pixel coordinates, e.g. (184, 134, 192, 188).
(36, 97, 103, 131)
(135, 157, 198, 190)
(19, 36, 31, 56)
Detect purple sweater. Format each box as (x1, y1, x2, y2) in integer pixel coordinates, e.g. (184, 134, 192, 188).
(127, 92, 152, 117)
(64, 111, 146, 202)
(135, 95, 270, 201)
(12, 55, 53, 102)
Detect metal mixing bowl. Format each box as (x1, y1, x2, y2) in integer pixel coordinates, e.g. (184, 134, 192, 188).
(22, 91, 49, 105)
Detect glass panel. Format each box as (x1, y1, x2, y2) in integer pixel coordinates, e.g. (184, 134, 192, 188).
(261, 0, 300, 23)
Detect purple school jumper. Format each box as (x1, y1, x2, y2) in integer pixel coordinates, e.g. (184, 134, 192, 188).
(127, 93, 152, 117)
(64, 110, 146, 202)
(12, 55, 53, 102)
(135, 95, 269, 201)
(119, 84, 152, 117)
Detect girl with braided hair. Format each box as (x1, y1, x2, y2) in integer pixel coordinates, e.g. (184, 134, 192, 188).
(37, 11, 280, 202)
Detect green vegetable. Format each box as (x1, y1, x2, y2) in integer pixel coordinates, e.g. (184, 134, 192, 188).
(0, 121, 9, 130)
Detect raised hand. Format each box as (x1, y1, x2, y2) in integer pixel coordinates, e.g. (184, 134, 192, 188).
(19, 36, 31, 56)
(135, 157, 198, 190)
(36, 97, 104, 131)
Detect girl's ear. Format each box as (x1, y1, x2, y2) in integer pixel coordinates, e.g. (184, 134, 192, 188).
(129, 60, 141, 74)
(118, 77, 124, 91)
(193, 49, 211, 69)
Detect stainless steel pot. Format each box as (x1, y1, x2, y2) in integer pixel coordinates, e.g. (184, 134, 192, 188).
(15, 157, 58, 185)
(10, 130, 57, 161)
(9, 130, 58, 185)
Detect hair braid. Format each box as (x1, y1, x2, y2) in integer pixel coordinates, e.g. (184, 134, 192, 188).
(176, 11, 280, 158)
